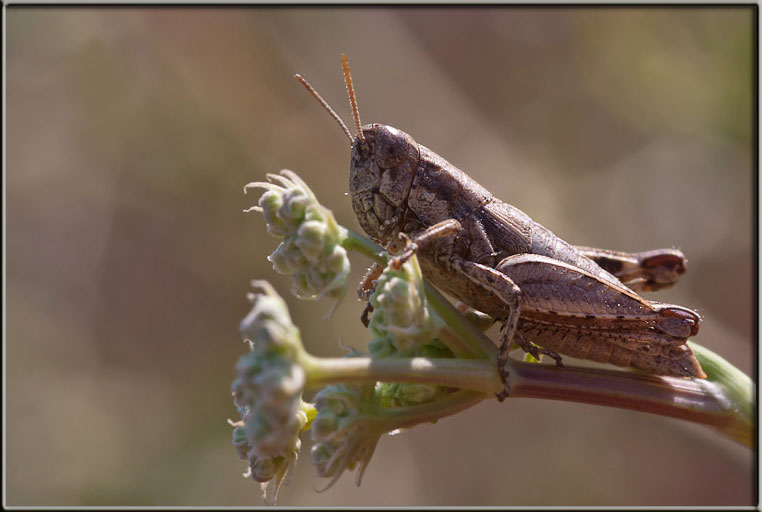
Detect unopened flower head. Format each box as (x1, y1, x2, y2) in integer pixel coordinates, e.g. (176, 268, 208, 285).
(366, 253, 455, 406)
(244, 170, 350, 310)
(239, 280, 301, 355)
(309, 383, 387, 491)
(367, 253, 447, 357)
(232, 280, 317, 504)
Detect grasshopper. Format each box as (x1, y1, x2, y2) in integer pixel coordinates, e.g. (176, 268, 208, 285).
(295, 55, 705, 400)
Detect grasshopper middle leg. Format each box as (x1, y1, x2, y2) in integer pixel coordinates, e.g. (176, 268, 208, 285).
(446, 257, 524, 401)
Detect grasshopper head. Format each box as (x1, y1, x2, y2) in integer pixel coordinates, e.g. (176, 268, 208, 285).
(349, 123, 419, 243)
(294, 55, 419, 243)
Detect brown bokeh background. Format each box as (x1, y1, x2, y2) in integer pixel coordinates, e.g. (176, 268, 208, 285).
(6, 6, 755, 506)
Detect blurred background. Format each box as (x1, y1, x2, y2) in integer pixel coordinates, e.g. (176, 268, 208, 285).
(6, 6, 755, 506)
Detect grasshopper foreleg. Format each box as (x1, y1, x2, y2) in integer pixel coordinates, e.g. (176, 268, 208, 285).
(358, 263, 384, 328)
(357, 220, 464, 327)
(391, 219, 462, 269)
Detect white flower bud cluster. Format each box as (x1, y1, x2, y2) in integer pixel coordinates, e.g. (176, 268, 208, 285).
(367, 254, 436, 357)
(231, 280, 316, 505)
(365, 254, 454, 406)
(245, 170, 350, 309)
(309, 383, 385, 491)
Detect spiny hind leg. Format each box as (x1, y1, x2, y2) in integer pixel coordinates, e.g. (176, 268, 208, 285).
(447, 258, 521, 402)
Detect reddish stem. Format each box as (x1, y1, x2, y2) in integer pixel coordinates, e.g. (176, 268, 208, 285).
(508, 362, 751, 446)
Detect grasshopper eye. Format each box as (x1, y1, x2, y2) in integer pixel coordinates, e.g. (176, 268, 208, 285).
(374, 125, 410, 168)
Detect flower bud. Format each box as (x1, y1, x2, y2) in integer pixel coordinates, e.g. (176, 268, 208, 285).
(309, 384, 384, 490)
(232, 425, 252, 460)
(295, 220, 328, 261)
(367, 253, 437, 357)
(278, 187, 309, 227)
(250, 455, 279, 483)
(268, 248, 294, 275)
(259, 190, 288, 237)
(231, 281, 314, 505)
(244, 170, 350, 310)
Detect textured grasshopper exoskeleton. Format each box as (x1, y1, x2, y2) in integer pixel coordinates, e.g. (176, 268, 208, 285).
(296, 55, 705, 400)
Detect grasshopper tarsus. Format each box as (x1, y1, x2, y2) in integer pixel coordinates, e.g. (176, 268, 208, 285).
(360, 301, 373, 328)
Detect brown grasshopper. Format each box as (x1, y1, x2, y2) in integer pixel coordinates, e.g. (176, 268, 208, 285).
(295, 55, 705, 400)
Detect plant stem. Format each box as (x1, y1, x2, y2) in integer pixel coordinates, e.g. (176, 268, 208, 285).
(300, 353, 499, 393)
(300, 350, 752, 449)
(340, 228, 385, 264)
(506, 361, 753, 448)
(687, 341, 754, 446)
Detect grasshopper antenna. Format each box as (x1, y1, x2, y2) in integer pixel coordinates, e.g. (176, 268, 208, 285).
(341, 54, 365, 142)
(294, 73, 353, 143)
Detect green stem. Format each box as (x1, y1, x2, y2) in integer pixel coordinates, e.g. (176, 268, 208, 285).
(688, 341, 754, 446)
(300, 353, 499, 394)
(425, 284, 496, 359)
(340, 228, 386, 264)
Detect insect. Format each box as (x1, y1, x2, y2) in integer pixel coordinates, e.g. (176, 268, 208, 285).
(295, 55, 705, 400)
